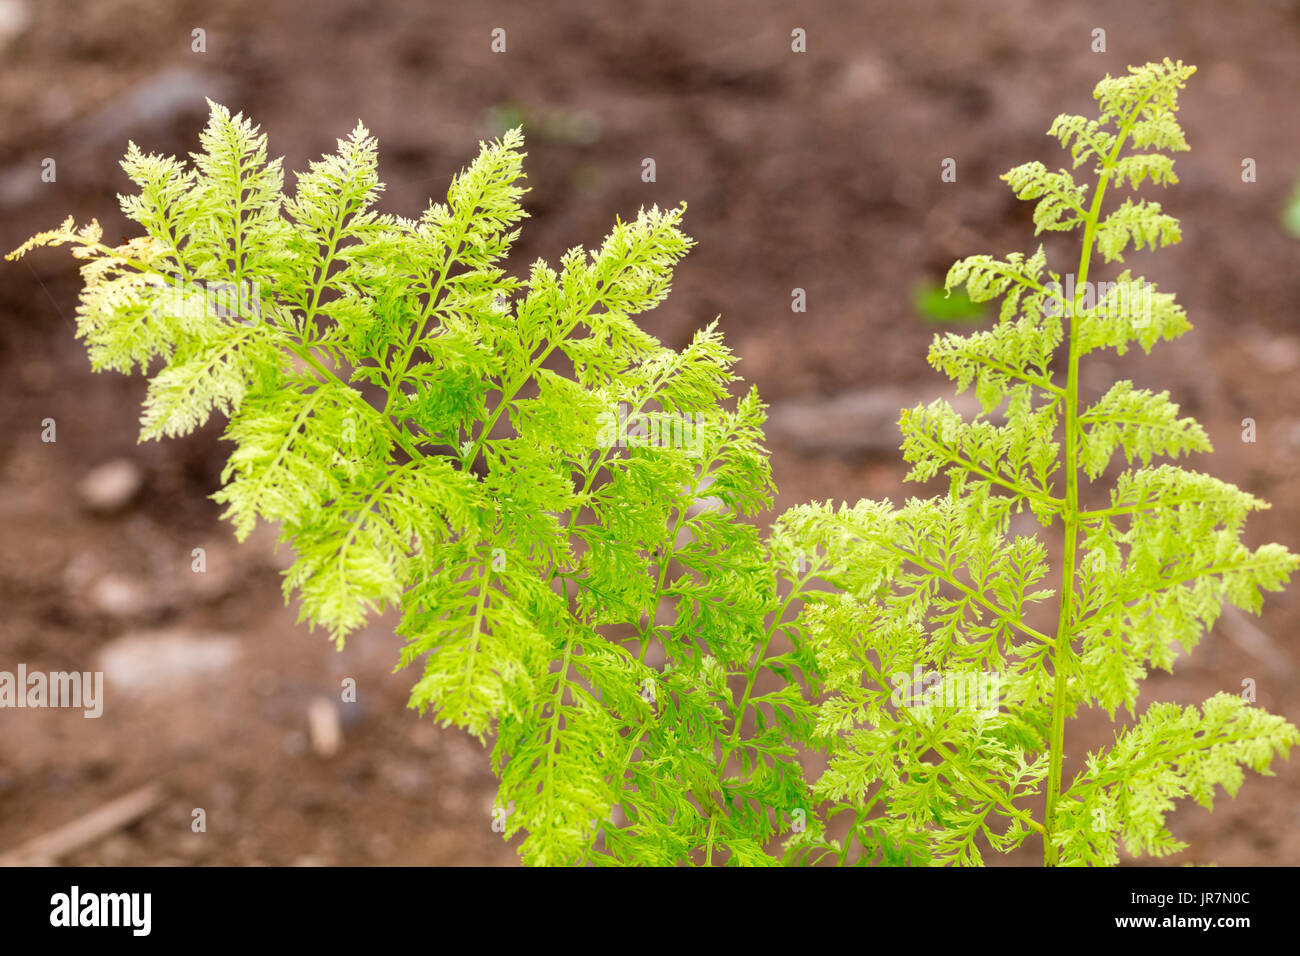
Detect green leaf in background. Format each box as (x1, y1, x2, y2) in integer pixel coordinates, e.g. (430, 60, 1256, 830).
(914, 281, 988, 323)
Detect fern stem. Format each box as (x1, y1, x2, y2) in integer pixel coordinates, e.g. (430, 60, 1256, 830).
(638, 442, 727, 662)
(881, 543, 1055, 648)
(1071, 556, 1285, 636)
(280, 339, 427, 464)
(962, 351, 1064, 396)
(459, 311, 585, 473)
(460, 560, 493, 708)
(459, 216, 668, 474)
(298, 176, 355, 341)
(719, 562, 822, 766)
(1064, 727, 1270, 795)
(910, 429, 1063, 510)
(543, 629, 579, 854)
(1043, 90, 1155, 866)
(854, 651, 1047, 839)
(583, 720, 655, 865)
(987, 265, 1070, 311)
(837, 789, 883, 865)
(381, 222, 466, 417)
(897, 706, 1047, 837)
(76, 234, 432, 469)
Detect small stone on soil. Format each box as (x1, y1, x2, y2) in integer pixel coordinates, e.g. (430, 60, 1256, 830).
(77, 459, 143, 514)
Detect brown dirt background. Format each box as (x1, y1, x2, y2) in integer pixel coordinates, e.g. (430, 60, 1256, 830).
(1, 0, 1298, 866)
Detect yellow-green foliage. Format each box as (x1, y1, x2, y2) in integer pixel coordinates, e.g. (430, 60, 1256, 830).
(13, 60, 1297, 867)
(775, 60, 1299, 866)
(11, 104, 806, 866)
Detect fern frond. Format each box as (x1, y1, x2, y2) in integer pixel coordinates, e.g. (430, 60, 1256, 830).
(1094, 198, 1182, 262)
(1078, 381, 1211, 478)
(1000, 162, 1088, 233)
(1075, 270, 1190, 354)
(1057, 694, 1299, 863)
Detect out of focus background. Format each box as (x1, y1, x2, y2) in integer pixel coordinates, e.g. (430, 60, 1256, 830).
(2, 0, 1299, 866)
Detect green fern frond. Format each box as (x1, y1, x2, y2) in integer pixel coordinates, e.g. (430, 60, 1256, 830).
(15, 59, 1295, 869)
(777, 59, 1299, 867)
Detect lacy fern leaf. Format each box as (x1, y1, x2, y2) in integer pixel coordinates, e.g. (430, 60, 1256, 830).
(774, 58, 1299, 867)
(11, 102, 814, 867)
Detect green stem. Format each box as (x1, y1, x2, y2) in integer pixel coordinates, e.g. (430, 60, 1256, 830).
(881, 542, 1055, 648)
(1078, 490, 1246, 522)
(718, 563, 822, 768)
(962, 352, 1064, 396)
(910, 429, 1063, 511)
(1071, 556, 1285, 635)
(637, 443, 727, 663)
(382, 205, 476, 418)
(459, 312, 585, 473)
(298, 182, 355, 340)
(854, 650, 1046, 839)
(1064, 727, 1267, 796)
(898, 706, 1047, 837)
(543, 630, 578, 844)
(280, 339, 426, 464)
(76, 234, 430, 469)
(1042, 90, 1155, 866)
(837, 790, 883, 866)
(459, 216, 670, 475)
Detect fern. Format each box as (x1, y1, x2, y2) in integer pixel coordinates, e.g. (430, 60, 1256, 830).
(774, 59, 1300, 866)
(10, 101, 812, 866)
(12, 60, 1298, 868)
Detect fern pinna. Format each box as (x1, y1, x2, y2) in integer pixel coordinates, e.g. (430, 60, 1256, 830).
(10, 60, 1298, 867)
(9, 105, 812, 866)
(777, 59, 1299, 866)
